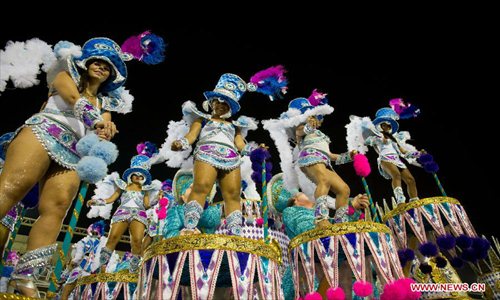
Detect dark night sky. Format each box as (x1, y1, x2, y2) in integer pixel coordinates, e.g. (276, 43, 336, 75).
(1, 17, 497, 246)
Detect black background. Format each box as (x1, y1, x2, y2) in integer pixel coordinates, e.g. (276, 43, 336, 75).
(1, 16, 497, 248)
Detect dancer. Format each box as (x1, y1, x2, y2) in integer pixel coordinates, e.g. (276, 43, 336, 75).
(0, 33, 164, 297)
(170, 67, 287, 235)
(87, 155, 162, 273)
(60, 221, 107, 300)
(263, 90, 356, 228)
(142, 180, 173, 253)
(346, 100, 422, 204)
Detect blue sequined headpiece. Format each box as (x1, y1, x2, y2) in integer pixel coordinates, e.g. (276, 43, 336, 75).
(122, 155, 152, 185)
(69, 38, 131, 93)
(372, 107, 399, 134)
(203, 73, 248, 115)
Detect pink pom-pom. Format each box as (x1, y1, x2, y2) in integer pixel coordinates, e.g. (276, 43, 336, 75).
(326, 287, 345, 300)
(353, 281, 373, 297)
(380, 282, 405, 300)
(353, 154, 371, 177)
(304, 292, 322, 300)
(381, 278, 421, 300)
(347, 206, 355, 215)
(159, 197, 169, 207)
(359, 213, 365, 220)
(156, 206, 167, 220)
(256, 217, 264, 226)
(157, 210, 167, 220)
(307, 89, 328, 106)
(397, 278, 421, 300)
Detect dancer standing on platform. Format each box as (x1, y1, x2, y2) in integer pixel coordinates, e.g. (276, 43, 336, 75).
(263, 90, 357, 228)
(60, 221, 107, 300)
(0, 33, 165, 297)
(142, 179, 173, 253)
(346, 99, 422, 204)
(87, 155, 163, 273)
(170, 67, 287, 235)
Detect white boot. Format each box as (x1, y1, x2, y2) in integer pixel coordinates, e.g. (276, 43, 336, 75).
(393, 186, 406, 204)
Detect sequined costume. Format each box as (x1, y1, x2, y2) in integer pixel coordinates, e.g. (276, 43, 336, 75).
(365, 133, 409, 180)
(64, 234, 105, 284)
(194, 120, 242, 170)
(297, 127, 332, 167)
(111, 190, 149, 226)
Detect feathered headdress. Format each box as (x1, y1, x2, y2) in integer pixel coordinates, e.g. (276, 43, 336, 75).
(389, 98, 420, 119)
(248, 65, 288, 101)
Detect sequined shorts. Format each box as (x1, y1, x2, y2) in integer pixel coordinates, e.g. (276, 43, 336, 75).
(24, 114, 80, 170)
(297, 148, 331, 168)
(378, 155, 406, 180)
(111, 206, 148, 226)
(0, 204, 23, 232)
(194, 142, 241, 170)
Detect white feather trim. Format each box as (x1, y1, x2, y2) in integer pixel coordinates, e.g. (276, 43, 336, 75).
(0, 38, 55, 94)
(158, 120, 191, 168)
(90, 236, 108, 272)
(345, 115, 382, 154)
(265, 104, 334, 130)
(53, 41, 82, 60)
(105, 252, 120, 273)
(115, 88, 134, 114)
(233, 116, 259, 138)
(145, 179, 162, 206)
(262, 120, 298, 190)
(87, 172, 119, 219)
(182, 100, 210, 125)
(241, 155, 261, 199)
(71, 236, 89, 264)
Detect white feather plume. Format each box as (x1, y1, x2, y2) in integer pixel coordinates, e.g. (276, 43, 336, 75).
(345, 115, 381, 154)
(90, 236, 108, 272)
(158, 120, 191, 168)
(87, 172, 119, 219)
(71, 236, 88, 264)
(145, 179, 163, 207)
(0, 38, 55, 94)
(53, 41, 82, 60)
(105, 251, 120, 273)
(241, 154, 261, 199)
(234, 115, 258, 138)
(115, 88, 134, 114)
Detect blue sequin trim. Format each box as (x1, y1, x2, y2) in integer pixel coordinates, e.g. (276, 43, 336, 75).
(25, 114, 80, 170)
(297, 148, 331, 168)
(194, 142, 241, 170)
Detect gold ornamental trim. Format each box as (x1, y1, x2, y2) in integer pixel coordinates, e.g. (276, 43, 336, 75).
(76, 269, 138, 286)
(143, 234, 282, 265)
(288, 221, 391, 251)
(0, 293, 39, 300)
(382, 197, 461, 222)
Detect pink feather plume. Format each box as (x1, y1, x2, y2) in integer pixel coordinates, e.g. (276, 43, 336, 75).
(307, 89, 328, 106)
